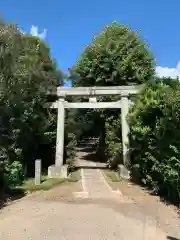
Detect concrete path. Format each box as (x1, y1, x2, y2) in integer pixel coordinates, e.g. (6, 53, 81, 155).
(81, 167, 119, 199)
(76, 144, 120, 199)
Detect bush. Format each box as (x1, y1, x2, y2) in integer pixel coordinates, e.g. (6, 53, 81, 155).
(65, 133, 77, 172)
(3, 161, 24, 189)
(104, 116, 122, 168)
(128, 80, 180, 203)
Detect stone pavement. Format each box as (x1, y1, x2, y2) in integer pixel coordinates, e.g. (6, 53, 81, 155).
(0, 145, 177, 239)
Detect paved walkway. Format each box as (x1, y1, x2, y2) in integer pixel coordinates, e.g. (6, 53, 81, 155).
(0, 144, 178, 239)
(78, 160, 123, 200)
(81, 168, 114, 198)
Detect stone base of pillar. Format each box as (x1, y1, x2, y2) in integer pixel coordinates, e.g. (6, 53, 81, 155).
(48, 164, 68, 179)
(118, 164, 130, 180)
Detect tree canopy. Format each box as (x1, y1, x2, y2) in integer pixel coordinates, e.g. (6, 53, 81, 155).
(71, 22, 155, 87)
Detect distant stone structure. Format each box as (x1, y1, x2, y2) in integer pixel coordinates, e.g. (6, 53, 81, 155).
(35, 159, 42, 185)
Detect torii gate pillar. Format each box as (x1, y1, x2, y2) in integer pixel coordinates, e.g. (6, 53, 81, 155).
(121, 94, 130, 166)
(48, 97, 67, 178)
(55, 98, 65, 167)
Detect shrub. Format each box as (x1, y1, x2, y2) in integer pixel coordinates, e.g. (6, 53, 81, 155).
(4, 161, 24, 188)
(104, 116, 122, 168)
(128, 80, 180, 203)
(65, 133, 77, 172)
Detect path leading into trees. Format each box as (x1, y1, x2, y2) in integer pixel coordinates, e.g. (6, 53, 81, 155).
(0, 141, 179, 239)
(75, 141, 121, 199)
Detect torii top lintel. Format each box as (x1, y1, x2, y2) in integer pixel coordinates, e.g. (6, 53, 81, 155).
(51, 85, 142, 97)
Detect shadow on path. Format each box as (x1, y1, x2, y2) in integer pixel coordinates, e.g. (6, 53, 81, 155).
(75, 166, 107, 170)
(0, 188, 25, 209)
(76, 140, 106, 165)
(167, 237, 180, 240)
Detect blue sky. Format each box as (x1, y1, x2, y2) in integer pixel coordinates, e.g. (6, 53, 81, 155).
(1, 0, 180, 78)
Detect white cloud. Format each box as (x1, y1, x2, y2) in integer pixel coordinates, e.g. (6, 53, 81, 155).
(30, 25, 47, 40)
(156, 62, 180, 78)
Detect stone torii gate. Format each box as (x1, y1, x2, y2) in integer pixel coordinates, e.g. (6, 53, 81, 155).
(47, 85, 141, 178)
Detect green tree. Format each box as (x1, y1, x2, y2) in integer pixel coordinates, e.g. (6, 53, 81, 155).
(69, 22, 155, 167)
(71, 21, 154, 87)
(0, 22, 62, 188)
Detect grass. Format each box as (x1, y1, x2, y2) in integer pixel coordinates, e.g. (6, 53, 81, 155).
(20, 169, 81, 193)
(0, 169, 81, 207)
(21, 177, 66, 192)
(103, 169, 121, 182)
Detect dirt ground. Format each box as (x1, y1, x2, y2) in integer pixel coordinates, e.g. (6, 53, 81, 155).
(108, 179, 180, 239)
(0, 176, 167, 240)
(0, 171, 179, 239)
